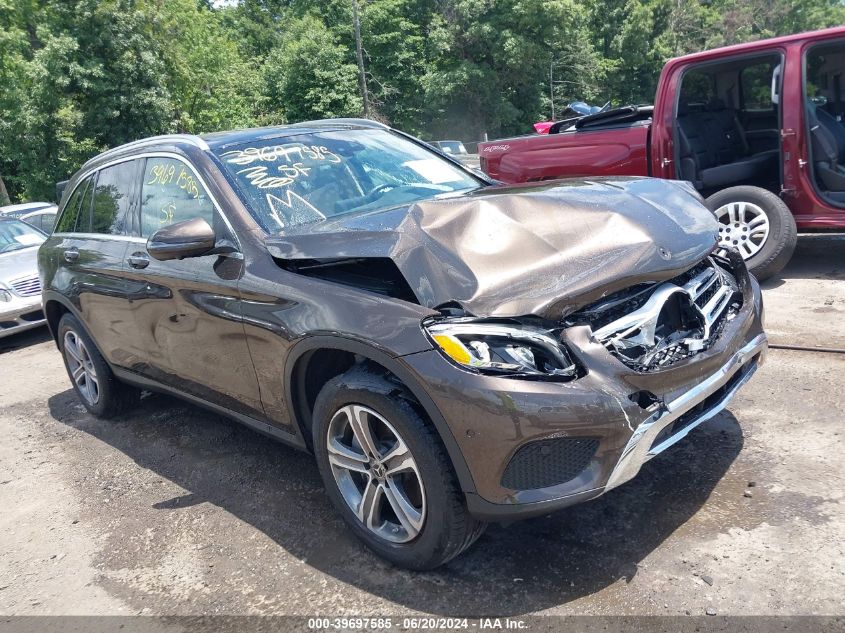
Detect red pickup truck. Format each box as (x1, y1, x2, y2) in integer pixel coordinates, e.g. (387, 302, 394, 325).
(479, 26, 845, 279)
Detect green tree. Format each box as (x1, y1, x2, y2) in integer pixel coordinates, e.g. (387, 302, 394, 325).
(0, 0, 33, 201)
(422, 0, 595, 138)
(152, 0, 261, 133)
(0, 0, 172, 200)
(262, 15, 362, 122)
(3, 0, 845, 201)
(218, 0, 288, 59)
(359, 0, 431, 131)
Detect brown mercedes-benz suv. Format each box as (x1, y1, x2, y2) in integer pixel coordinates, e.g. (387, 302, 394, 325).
(38, 119, 766, 569)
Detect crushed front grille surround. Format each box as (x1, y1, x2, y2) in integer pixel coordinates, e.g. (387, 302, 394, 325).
(587, 258, 741, 373)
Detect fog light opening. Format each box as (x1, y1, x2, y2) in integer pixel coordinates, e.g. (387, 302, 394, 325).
(629, 390, 661, 410)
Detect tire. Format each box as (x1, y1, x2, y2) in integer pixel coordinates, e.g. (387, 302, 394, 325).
(705, 185, 797, 281)
(312, 366, 485, 570)
(57, 313, 141, 418)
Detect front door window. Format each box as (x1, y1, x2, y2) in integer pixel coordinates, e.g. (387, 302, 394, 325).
(140, 157, 216, 237)
(804, 40, 845, 206)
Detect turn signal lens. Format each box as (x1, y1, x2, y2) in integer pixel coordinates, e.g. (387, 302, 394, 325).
(432, 334, 472, 365)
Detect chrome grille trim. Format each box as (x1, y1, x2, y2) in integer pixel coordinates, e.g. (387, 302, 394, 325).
(10, 274, 42, 297)
(591, 258, 738, 372)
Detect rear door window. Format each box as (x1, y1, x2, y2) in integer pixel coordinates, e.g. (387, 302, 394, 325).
(679, 70, 715, 108)
(91, 160, 138, 235)
(740, 62, 778, 111)
(76, 177, 95, 232)
(55, 176, 93, 233)
(139, 157, 215, 237)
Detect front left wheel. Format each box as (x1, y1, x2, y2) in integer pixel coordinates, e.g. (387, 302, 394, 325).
(312, 366, 485, 570)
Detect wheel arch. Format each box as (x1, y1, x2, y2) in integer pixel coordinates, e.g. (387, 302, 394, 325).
(284, 335, 477, 495)
(42, 292, 80, 347)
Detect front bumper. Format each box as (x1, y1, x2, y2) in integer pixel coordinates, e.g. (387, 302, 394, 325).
(400, 273, 766, 521)
(0, 294, 46, 339)
(603, 332, 765, 492)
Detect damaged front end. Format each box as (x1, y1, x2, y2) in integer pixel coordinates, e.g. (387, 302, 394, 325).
(260, 176, 766, 515)
(420, 251, 747, 383)
(567, 253, 744, 373)
(403, 248, 765, 516)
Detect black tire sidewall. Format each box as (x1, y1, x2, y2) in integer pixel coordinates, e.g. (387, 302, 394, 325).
(706, 186, 797, 281)
(312, 372, 469, 570)
(57, 313, 119, 417)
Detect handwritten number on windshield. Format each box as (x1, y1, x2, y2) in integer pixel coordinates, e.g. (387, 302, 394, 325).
(222, 144, 341, 167)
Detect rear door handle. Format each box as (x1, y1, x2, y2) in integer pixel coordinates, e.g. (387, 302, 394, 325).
(127, 252, 150, 269)
(63, 248, 79, 263)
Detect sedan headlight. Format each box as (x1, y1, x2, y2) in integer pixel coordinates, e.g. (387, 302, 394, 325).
(0, 286, 12, 302)
(425, 320, 578, 379)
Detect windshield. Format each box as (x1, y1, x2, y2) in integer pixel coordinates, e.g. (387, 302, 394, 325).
(215, 129, 482, 232)
(0, 204, 52, 218)
(0, 220, 46, 254)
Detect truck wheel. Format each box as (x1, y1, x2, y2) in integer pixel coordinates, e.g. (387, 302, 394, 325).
(706, 186, 797, 281)
(312, 366, 485, 570)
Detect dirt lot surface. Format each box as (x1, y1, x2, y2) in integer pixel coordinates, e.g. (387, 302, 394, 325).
(1, 235, 843, 618)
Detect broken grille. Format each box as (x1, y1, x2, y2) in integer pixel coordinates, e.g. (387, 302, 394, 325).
(588, 258, 741, 373)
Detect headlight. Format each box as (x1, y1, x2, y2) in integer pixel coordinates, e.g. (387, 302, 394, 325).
(425, 320, 578, 379)
(0, 287, 12, 302)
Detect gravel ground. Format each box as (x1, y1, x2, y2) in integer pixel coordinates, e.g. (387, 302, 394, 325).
(0, 235, 843, 618)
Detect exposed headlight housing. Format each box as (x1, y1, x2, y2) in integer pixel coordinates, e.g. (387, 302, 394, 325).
(425, 319, 578, 379)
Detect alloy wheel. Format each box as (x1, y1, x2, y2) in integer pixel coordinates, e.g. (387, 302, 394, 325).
(326, 404, 426, 543)
(63, 330, 100, 406)
(714, 201, 770, 260)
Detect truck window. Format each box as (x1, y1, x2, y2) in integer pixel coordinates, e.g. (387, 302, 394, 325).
(803, 40, 845, 207)
(675, 53, 781, 194)
(741, 62, 778, 111)
(679, 70, 714, 109)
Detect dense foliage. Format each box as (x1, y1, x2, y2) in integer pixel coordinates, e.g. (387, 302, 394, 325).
(1, 0, 843, 202)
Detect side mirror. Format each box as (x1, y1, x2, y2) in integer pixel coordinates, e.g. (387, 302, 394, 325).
(147, 217, 216, 261)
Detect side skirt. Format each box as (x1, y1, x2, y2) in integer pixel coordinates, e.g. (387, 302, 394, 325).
(112, 367, 307, 451)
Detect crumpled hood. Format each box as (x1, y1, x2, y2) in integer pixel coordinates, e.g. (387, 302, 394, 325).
(265, 177, 719, 318)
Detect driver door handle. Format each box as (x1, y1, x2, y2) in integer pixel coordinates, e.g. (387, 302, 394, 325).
(127, 252, 150, 269)
(63, 248, 79, 263)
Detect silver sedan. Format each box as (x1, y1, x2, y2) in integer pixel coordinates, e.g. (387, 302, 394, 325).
(0, 202, 58, 234)
(0, 218, 47, 339)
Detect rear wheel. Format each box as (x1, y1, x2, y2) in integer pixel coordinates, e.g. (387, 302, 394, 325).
(706, 185, 797, 281)
(312, 367, 485, 569)
(58, 313, 140, 418)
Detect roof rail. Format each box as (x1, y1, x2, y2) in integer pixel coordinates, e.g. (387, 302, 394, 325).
(288, 118, 390, 130)
(84, 134, 210, 167)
